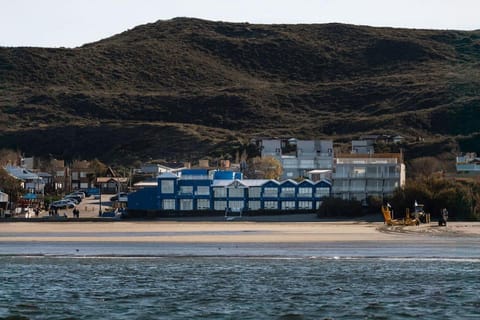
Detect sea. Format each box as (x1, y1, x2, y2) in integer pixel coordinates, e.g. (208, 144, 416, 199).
(1, 241, 480, 320)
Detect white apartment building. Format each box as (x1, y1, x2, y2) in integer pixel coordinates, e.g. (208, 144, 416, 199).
(261, 139, 334, 180)
(332, 153, 405, 202)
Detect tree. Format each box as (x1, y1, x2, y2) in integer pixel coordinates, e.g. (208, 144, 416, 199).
(245, 156, 283, 180)
(408, 157, 443, 178)
(0, 167, 24, 202)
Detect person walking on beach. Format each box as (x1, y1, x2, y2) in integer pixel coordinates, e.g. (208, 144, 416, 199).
(439, 208, 448, 226)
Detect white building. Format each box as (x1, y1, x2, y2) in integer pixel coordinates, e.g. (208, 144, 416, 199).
(332, 153, 405, 202)
(261, 139, 334, 179)
(456, 153, 480, 173)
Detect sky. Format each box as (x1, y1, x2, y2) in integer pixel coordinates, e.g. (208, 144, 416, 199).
(1, 0, 479, 48)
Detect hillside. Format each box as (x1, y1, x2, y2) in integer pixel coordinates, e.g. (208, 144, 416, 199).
(0, 18, 479, 166)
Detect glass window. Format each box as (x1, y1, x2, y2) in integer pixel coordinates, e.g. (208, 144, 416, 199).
(298, 187, 312, 196)
(228, 188, 244, 198)
(180, 199, 193, 211)
(161, 180, 174, 194)
(163, 199, 175, 210)
(316, 187, 330, 198)
(298, 201, 312, 209)
(197, 199, 210, 210)
(263, 187, 278, 197)
(281, 187, 295, 197)
(248, 201, 261, 210)
(214, 188, 226, 198)
(196, 186, 210, 195)
(214, 200, 227, 211)
(228, 200, 244, 210)
(281, 201, 296, 210)
(179, 186, 193, 194)
(263, 201, 278, 209)
(249, 187, 261, 198)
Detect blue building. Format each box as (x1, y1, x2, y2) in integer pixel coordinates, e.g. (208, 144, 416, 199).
(127, 169, 331, 216)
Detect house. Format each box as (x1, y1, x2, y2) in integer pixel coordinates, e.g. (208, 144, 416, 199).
(456, 153, 480, 174)
(140, 162, 188, 176)
(127, 169, 332, 215)
(96, 167, 128, 194)
(70, 160, 94, 191)
(351, 140, 374, 154)
(260, 139, 334, 179)
(0, 191, 8, 217)
(4, 165, 45, 195)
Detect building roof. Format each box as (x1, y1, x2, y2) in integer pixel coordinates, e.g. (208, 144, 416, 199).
(133, 181, 158, 187)
(158, 172, 179, 179)
(4, 165, 42, 181)
(96, 177, 128, 183)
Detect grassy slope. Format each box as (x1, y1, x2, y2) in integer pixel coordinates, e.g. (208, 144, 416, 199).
(0, 18, 480, 165)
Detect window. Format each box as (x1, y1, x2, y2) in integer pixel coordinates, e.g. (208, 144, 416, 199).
(196, 186, 210, 196)
(197, 199, 210, 210)
(298, 187, 312, 196)
(180, 199, 193, 211)
(214, 188, 226, 198)
(263, 201, 278, 209)
(161, 180, 174, 194)
(163, 199, 175, 210)
(351, 180, 365, 191)
(80, 183, 89, 189)
(228, 188, 244, 198)
(249, 187, 261, 198)
(71, 172, 78, 179)
(228, 201, 244, 210)
(214, 200, 227, 211)
(353, 167, 366, 178)
(179, 186, 193, 194)
(282, 201, 296, 210)
(263, 187, 278, 197)
(316, 187, 330, 198)
(80, 172, 87, 178)
(281, 187, 295, 197)
(248, 201, 261, 210)
(299, 160, 314, 168)
(298, 201, 312, 209)
(56, 171, 64, 177)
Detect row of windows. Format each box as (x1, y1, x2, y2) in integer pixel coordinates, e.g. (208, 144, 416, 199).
(163, 199, 322, 211)
(161, 181, 330, 198)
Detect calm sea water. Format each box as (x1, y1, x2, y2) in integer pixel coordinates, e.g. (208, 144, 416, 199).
(1, 254, 479, 319)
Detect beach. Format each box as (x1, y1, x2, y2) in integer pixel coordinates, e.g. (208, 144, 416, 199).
(1, 219, 480, 243)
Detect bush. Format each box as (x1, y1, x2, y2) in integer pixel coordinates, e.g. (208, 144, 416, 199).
(317, 198, 363, 218)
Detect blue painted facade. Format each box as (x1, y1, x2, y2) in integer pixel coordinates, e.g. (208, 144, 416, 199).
(128, 170, 332, 213)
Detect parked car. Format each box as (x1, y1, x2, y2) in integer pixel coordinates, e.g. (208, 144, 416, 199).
(50, 200, 76, 209)
(110, 192, 128, 202)
(63, 197, 79, 204)
(64, 194, 82, 204)
(70, 191, 86, 199)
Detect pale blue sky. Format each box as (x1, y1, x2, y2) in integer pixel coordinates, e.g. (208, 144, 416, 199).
(1, 0, 479, 48)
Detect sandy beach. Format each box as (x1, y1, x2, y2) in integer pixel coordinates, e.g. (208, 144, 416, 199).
(1, 220, 480, 243)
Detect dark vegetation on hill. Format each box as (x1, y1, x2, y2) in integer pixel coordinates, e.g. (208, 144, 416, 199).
(0, 18, 479, 167)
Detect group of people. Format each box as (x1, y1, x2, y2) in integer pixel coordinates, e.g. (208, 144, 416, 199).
(47, 206, 80, 218)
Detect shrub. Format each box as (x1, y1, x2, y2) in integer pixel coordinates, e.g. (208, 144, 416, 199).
(317, 198, 363, 218)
